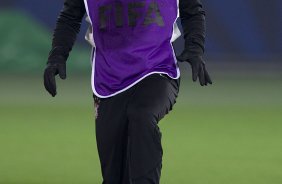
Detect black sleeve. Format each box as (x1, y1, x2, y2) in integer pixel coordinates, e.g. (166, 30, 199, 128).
(179, 0, 206, 56)
(48, 0, 86, 62)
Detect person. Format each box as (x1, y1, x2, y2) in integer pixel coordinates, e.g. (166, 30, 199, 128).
(43, 0, 212, 183)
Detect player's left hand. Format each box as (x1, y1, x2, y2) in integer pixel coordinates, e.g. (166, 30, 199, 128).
(43, 56, 67, 97)
(176, 53, 212, 86)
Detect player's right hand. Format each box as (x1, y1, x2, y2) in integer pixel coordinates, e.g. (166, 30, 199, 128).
(43, 55, 67, 97)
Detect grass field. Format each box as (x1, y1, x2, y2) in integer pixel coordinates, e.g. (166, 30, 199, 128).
(0, 71, 281, 184)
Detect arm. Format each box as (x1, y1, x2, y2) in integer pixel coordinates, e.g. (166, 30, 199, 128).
(176, 0, 212, 86)
(44, 0, 86, 97)
(179, 0, 206, 56)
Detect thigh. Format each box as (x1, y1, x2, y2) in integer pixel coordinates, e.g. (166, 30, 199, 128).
(95, 88, 135, 156)
(127, 73, 180, 122)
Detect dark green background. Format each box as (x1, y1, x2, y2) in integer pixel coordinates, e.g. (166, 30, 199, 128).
(0, 10, 282, 184)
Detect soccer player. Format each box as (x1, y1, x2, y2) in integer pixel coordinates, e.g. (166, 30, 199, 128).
(43, 0, 212, 183)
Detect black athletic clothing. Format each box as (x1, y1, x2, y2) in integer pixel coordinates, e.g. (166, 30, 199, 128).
(47, 0, 206, 183)
(95, 74, 180, 183)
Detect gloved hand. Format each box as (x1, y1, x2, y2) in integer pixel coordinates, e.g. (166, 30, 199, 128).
(43, 55, 67, 97)
(176, 53, 212, 86)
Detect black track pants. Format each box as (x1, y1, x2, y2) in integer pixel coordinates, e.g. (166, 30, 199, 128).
(94, 74, 180, 184)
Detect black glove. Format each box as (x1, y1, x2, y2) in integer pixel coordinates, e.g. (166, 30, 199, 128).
(176, 52, 212, 86)
(44, 55, 67, 97)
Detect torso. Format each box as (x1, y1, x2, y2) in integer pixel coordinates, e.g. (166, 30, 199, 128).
(84, 0, 181, 98)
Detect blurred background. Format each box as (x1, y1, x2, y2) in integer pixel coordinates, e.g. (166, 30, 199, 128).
(0, 0, 281, 183)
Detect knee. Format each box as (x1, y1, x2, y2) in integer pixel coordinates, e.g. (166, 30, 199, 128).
(126, 106, 162, 146)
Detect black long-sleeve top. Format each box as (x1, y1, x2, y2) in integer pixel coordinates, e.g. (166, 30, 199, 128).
(48, 0, 206, 61)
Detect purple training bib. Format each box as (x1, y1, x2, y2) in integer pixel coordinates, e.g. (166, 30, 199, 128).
(83, 0, 181, 98)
